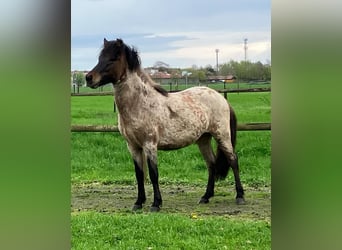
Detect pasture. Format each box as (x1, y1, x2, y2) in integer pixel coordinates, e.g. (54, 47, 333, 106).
(71, 90, 271, 249)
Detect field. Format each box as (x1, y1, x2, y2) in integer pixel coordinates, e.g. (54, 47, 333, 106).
(71, 86, 271, 249)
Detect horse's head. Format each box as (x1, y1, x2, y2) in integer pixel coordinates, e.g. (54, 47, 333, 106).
(86, 38, 140, 89)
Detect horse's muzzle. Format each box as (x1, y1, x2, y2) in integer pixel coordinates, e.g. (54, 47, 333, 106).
(85, 73, 92, 83)
(85, 72, 99, 89)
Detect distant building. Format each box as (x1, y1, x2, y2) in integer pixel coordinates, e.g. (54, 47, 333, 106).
(150, 71, 171, 79)
(207, 75, 237, 83)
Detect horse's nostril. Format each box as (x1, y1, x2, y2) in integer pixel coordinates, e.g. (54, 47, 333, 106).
(86, 74, 92, 82)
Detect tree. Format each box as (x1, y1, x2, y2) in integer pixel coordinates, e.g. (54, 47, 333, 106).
(73, 71, 86, 87)
(153, 61, 170, 71)
(219, 61, 235, 76)
(218, 60, 271, 81)
(199, 70, 207, 82)
(204, 65, 215, 77)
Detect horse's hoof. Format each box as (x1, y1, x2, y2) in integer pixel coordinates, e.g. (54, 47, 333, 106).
(199, 197, 209, 204)
(236, 197, 245, 205)
(132, 204, 143, 211)
(150, 206, 160, 212)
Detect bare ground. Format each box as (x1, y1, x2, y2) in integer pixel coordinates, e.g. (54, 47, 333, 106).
(71, 183, 271, 221)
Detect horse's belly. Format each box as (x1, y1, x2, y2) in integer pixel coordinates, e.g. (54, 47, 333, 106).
(157, 139, 193, 150)
(157, 125, 204, 150)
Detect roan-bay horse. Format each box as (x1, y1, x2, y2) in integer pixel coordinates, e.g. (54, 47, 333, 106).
(86, 38, 245, 212)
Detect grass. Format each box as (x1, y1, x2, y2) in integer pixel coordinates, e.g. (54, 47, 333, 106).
(71, 89, 271, 249)
(71, 131, 271, 187)
(72, 212, 271, 250)
(71, 96, 116, 125)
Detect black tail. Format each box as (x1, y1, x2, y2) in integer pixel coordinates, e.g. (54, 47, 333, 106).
(229, 104, 237, 148)
(214, 105, 237, 181)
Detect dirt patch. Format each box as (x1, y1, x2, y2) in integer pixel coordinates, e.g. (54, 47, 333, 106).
(71, 183, 270, 220)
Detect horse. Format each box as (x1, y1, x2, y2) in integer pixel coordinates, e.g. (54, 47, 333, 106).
(85, 38, 245, 212)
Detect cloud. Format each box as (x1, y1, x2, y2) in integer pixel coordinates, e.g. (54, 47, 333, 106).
(139, 31, 271, 68)
(72, 31, 271, 69)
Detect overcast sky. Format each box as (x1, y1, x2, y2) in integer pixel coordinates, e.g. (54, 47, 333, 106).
(72, 0, 271, 70)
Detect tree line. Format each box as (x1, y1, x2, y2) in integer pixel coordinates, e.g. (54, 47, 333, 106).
(179, 60, 271, 82)
(72, 59, 271, 87)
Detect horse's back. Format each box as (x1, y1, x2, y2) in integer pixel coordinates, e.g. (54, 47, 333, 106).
(180, 86, 227, 104)
(156, 86, 231, 149)
(181, 86, 232, 134)
(174, 86, 230, 117)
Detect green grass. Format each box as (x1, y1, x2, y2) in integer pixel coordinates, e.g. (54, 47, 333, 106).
(71, 131, 271, 187)
(72, 212, 270, 250)
(71, 96, 116, 125)
(228, 92, 271, 123)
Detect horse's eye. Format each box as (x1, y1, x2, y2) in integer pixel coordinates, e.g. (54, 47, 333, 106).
(111, 55, 119, 61)
(107, 58, 116, 63)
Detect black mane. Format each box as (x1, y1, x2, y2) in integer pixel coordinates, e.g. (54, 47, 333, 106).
(124, 44, 141, 71)
(153, 84, 169, 96)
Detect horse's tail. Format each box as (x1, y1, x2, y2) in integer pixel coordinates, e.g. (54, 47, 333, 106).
(214, 105, 237, 181)
(229, 104, 237, 148)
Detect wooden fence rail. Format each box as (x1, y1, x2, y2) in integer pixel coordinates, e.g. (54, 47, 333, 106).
(71, 123, 271, 132)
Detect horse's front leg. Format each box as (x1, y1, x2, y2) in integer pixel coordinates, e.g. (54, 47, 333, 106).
(132, 160, 146, 211)
(129, 147, 146, 211)
(145, 145, 162, 212)
(200, 165, 215, 203)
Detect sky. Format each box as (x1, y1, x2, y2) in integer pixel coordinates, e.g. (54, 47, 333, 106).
(71, 0, 271, 70)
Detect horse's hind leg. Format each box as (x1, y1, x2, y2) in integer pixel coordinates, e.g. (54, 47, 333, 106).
(197, 134, 216, 204)
(230, 153, 245, 204)
(218, 141, 245, 205)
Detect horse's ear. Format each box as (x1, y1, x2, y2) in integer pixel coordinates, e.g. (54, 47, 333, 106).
(116, 38, 123, 46)
(104, 38, 109, 46)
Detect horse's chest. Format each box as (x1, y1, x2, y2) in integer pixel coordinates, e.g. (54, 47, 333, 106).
(119, 116, 156, 146)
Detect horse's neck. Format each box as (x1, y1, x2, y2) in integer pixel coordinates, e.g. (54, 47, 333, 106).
(114, 72, 154, 113)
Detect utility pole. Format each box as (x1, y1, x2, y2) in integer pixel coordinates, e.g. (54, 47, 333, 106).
(244, 38, 249, 84)
(215, 49, 219, 75)
(244, 38, 248, 62)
